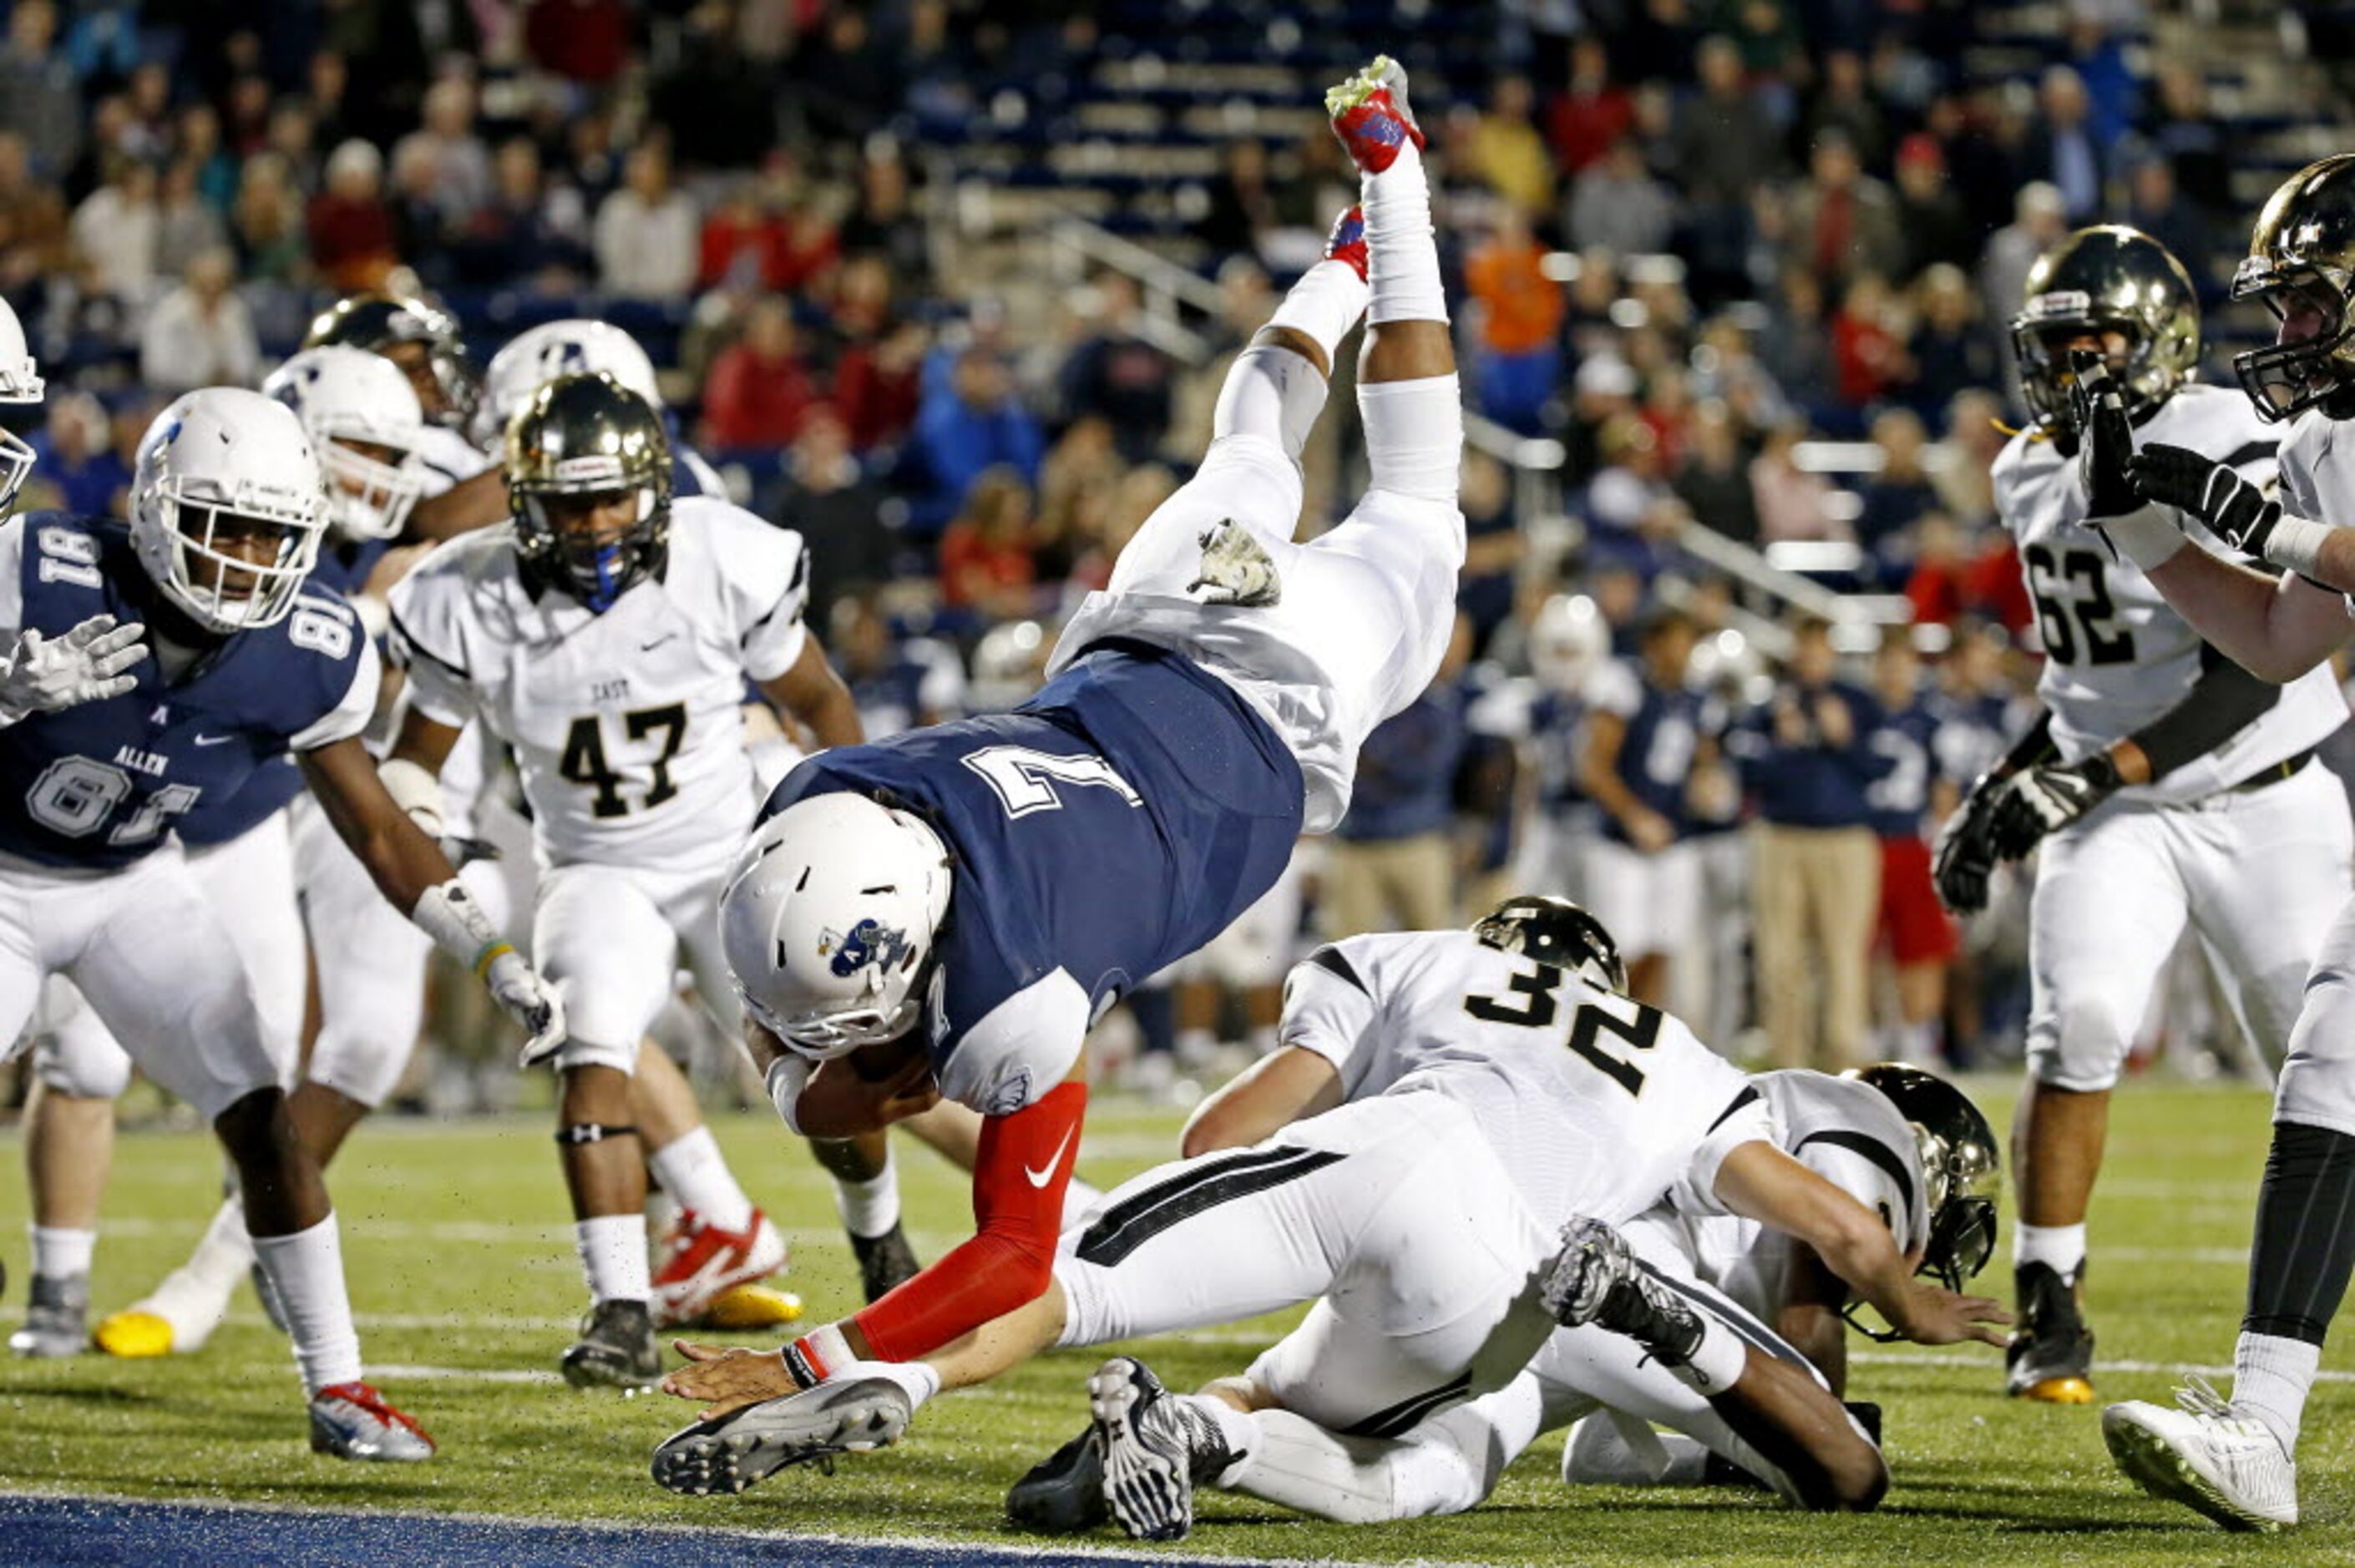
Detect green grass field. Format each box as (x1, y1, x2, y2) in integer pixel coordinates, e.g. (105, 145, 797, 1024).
(2, 1077, 2351, 1565)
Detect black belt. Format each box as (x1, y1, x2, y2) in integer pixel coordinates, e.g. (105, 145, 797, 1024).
(2227, 748, 2316, 796)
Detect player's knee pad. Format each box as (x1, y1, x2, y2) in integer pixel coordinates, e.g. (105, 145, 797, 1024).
(305, 1025, 415, 1111)
(33, 1020, 133, 1101)
(552, 1034, 641, 1076)
(2025, 998, 2135, 1093)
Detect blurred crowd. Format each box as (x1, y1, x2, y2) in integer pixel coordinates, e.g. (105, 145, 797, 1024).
(0, 0, 2322, 1088)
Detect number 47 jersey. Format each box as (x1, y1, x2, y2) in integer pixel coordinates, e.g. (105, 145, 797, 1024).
(1996, 382, 2346, 805)
(1280, 929, 1769, 1231)
(389, 497, 812, 873)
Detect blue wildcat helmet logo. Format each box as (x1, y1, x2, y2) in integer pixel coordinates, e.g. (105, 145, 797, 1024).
(821, 918, 909, 979)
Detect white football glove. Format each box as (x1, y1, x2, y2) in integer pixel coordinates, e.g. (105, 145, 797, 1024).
(0, 615, 148, 726)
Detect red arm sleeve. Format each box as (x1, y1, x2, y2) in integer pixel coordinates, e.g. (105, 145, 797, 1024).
(850, 1080, 1088, 1363)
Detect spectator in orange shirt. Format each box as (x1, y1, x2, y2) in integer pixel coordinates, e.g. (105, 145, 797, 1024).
(699, 296, 818, 454)
(1466, 207, 1563, 434)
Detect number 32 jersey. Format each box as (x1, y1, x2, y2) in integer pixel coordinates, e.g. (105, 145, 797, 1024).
(389, 496, 810, 873)
(0, 513, 374, 869)
(1996, 383, 2346, 804)
(1279, 929, 1768, 1229)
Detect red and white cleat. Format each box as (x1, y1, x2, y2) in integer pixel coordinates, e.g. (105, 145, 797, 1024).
(1326, 55, 1424, 175)
(311, 1381, 435, 1462)
(652, 1208, 788, 1328)
(1323, 205, 1369, 283)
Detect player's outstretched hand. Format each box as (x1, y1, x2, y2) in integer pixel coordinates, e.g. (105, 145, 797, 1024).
(491, 952, 567, 1065)
(1889, 1281, 2011, 1348)
(664, 1341, 798, 1420)
(2072, 352, 2142, 521)
(1931, 776, 2004, 913)
(2130, 443, 2282, 554)
(0, 614, 148, 724)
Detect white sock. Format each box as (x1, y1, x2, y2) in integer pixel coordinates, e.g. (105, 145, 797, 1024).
(847, 1356, 941, 1412)
(1182, 1393, 1259, 1475)
(575, 1214, 651, 1303)
(2234, 1331, 2318, 1455)
(250, 1215, 363, 1396)
(30, 1225, 95, 1280)
(1895, 1020, 1937, 1065)
(187, 1195, 258, 1284)
(1360, 374, 1465, 502)
(646, 1125, 754, 1233)
(833, 1146, 902, 1241)
(1267, 258, 1370, 367)
(2015, 1222, 2087, 1277)
(1360, 141, 1445, 326)
(1664, 1312, 1749, 1396)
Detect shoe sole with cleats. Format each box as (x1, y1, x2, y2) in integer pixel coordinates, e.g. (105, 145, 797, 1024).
(651, 1376, 912, 1496)
(2103, 1404, 2291, 1533)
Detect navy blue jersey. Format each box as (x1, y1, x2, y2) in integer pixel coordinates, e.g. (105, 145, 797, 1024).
(1865, 695, 1944, 839)
(1587, 659, 1706, 844)
(1528, 688, 1589, 810)
(761, 640, 1302, 1114)
(311, 535, 392, 600)
(0, 514, 372, 869)
(179, 752, 306, 847)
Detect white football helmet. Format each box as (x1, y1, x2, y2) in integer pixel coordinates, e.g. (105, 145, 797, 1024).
(130, 388, 329, 634)
(263, 345, 427, 541)
(720, 793, 954, 1060)
(1529, 594, 1608, 694)
(0, 294, 44, 518)
(479, 320, 662, 449)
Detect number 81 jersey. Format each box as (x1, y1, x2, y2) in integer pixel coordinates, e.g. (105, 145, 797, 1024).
(1279, 928, 1766, 1229)
(0, 514, 374, 869)
(388, 496, 811, 871)
(1996, 382, 2347, 804)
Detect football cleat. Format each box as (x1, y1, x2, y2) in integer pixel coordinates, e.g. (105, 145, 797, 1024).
(309, 1381, 436, 1462)
(2008, 1261, 2096, 1403)
(651, 1208, 788, 1329)
(9, 1273, 88, 1358)
(2104, 1378, 2297, 1531)
(1326, 55, 1425, 175)
(1323, 205, 1369, 283)
(851, 1224, 922, 1304)
(1188, 520, 1282, 608)
(562, 1297, 663, 1388)
(1543, 1217, 1709, 1375)
(651, 1373, 912, 1496)
(699, 1282, 804, 1331)
(1007, 1426, 1109, 1534)
(1089, 1356, 1235, 1542)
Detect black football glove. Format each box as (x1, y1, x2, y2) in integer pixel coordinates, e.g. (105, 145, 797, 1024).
(2071, 351, 2141, 522)
(2129, 442, 2282, 555)
(1988, 753, 2123, 860)
(1931, 777, 2005, 914)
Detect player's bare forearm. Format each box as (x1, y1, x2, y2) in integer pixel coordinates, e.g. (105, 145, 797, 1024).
(2145, 545, 2352, 682)
(1778, 1251, 1851, 1397)
(297, 736, 463, 915)
(763, 637, 864, 751)
(1181, 1045, 1343, 1158)
(410, 468, 509, 540)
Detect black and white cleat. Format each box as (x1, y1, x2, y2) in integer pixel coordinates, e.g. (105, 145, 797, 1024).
(651, 1373, 914, 1497)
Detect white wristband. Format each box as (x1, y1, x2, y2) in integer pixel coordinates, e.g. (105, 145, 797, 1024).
(2263, 511, 2337, 581)
(2099, 508, 2186, 574)
(766, 1054, 812, 1136)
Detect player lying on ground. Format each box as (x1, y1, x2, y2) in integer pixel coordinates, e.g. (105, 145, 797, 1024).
(1927, 224, 2350, 1407)
(2060, 153, 2355, 1530)
(706, 56, 1467, 1391)
(650, 899, 2008, 1539)
(997, 1043, 1998, 1530)
(0, 382, 567, 1458)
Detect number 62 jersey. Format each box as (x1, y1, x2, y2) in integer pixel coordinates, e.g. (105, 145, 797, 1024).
(1995, 382, 2346, 803)
(1279, 928, 1770, 1231)
(387, 496, 811, 873)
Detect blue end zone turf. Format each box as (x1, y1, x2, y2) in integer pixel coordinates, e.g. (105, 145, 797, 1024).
(0, 1494, 1279, 1567)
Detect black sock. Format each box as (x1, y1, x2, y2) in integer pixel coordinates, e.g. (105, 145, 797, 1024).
(2244, 1120, 2355, 1344)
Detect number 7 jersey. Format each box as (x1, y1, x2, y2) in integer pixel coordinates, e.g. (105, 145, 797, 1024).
(1280, 929, 1766, 1229)
(388, 496, 811, 872)
(1995, 382, 2346, 804)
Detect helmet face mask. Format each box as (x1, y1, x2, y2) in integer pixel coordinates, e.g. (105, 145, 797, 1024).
(505, 373, 672, 614)
(265, 344, 428, 541)
(1471, 894, 1628, 994)
(1841, 1062, 2001, 1338)
(2231, 155, 2355, 423)
(2010, 226, 2201, 438)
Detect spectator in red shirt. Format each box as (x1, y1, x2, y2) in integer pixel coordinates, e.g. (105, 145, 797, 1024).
(306, 138, 398, 293)
(834, 317, 927, 453)
(700, 176, 788, 293)
(937, 466, 1038, 619)
(699, 296, 818, 453)
(526, 0, 632, 85)
(1546, 35, 1633, 175)
(1830, 272, 1912, 411)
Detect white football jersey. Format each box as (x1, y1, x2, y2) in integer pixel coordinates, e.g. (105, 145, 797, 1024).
(1282, 929, 1766, 1230)
(2277, 405, 2355, 630)
(1995, 383, 2347, 803)
(413, 423, 494, 497)
(388, 495, 811, 872)
(1647, 1070, 1927, 1321)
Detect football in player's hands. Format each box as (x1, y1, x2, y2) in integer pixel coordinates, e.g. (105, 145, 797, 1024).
(2070, 351, 2140, 521)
